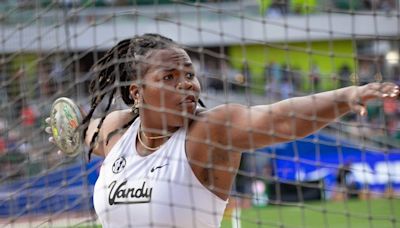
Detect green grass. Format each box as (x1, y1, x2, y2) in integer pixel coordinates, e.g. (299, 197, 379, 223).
(221, 198, 400, 228)
(58, 198, 399, 228)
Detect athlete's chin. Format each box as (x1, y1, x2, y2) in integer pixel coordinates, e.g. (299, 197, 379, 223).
(178, 101, 196, 113)
(175, 104, 195, 115)
(166, 110, 196, 126)
(180, 108, 196, 118)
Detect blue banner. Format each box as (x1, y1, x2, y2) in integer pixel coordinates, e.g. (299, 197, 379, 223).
(259, 133, 400, 196)
(0, 158, 102, 217)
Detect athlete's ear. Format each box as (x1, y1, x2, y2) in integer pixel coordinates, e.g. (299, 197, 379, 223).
(129, 84, 140, 100)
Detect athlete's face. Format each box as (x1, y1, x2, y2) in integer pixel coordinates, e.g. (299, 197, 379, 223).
(130, 47, 201, 127)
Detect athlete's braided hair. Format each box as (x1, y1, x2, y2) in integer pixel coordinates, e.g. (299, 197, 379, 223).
(82, 34, 205, 160)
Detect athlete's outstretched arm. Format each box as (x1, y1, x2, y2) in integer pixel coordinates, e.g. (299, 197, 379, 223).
(203, 82, 399, 150)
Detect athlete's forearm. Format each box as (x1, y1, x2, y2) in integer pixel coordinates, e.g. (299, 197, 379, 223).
(273, 86, 353, 138)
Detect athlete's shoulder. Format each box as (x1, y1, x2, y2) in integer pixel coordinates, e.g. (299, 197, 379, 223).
(194, 103, 244, 120)
(188, 104, 245, 141)
(102, 109, 135, 133)
(106, 109, 133, 122)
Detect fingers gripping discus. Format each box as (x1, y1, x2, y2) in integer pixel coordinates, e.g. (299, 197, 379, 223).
(50, 97, 83, 156)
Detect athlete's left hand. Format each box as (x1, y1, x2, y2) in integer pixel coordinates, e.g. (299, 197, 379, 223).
(348, 82, 399, 116)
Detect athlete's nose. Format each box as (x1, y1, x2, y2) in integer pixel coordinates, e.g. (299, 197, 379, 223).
(177, 80, 193, 91)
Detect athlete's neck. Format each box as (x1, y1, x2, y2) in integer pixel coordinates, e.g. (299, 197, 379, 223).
(139, 117, 180, 138)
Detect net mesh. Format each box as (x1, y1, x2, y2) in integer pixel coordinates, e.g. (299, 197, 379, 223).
(0, 0, 399, 227)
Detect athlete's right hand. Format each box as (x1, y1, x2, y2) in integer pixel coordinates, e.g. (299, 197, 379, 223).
(45, 117, 63, 156)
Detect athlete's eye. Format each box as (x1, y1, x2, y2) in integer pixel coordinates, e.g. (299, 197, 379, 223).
(163, 74, 173, 81)
(186, 73, 195, 80)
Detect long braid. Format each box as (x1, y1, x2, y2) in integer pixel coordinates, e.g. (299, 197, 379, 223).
(87, 88, 116, 161)
(81, 39, 131, 160)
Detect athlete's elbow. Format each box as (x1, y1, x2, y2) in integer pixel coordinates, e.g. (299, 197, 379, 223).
(278, 123, 313, 140)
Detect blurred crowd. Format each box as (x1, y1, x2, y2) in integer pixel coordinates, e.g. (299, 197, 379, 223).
(265, 0, 397, 18)
(1, 53, 399, 181)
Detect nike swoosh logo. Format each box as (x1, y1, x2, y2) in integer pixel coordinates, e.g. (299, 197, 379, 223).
(150, 164, 169, 173)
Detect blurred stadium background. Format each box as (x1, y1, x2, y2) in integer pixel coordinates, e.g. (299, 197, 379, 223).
(0, 0, 399, 227)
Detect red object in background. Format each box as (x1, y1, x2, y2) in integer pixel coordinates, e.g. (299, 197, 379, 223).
(21, 106, 36, 127)
(0, 137, 5, 153)
(383, 99, 398, 115)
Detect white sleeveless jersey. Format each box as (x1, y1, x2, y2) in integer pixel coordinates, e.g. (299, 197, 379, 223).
(93, 118, 228, 228)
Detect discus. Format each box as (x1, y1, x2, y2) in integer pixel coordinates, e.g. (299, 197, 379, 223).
(50, 97, 83, 157)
